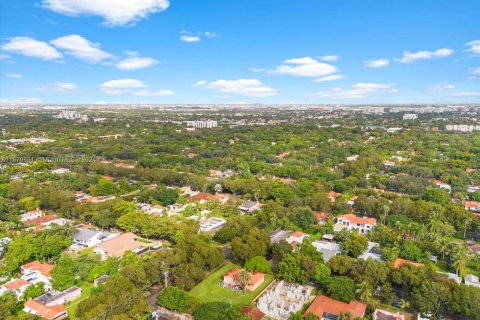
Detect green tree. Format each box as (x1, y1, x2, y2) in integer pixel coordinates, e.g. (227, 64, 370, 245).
(23, 282, 45, 301)
(157, 286, 197, 313)
(245, 256, 271, 273)
(51, 254, 76, 291)
(194, 302, 247, 320)
(325, 276, 356, 302)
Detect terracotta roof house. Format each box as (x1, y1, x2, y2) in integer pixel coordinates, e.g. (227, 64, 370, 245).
(393, 258, 425, 269)
(188, 192, 218, 203)
(0, 278, 30, 299)
(434, 179, 451, 192)
(304, 295, 367, 319)
(223, 268, 265, 291)
(94, 232, 145, 259)
(373, 308, 405, 320)
(24, 300, 68, 320)
(240, 306, 266, 320)
(334, 214, 377, 234)
(20, 208, 45, 222)
(315, 213, 328, 224)
(465, 200, 480, 213)
(21, 261, 55, 278)
(327, 191, 342, 203)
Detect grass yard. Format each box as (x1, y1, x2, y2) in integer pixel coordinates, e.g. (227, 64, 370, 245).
(65, 282, 95, 319)
(189, 263, 274, 306)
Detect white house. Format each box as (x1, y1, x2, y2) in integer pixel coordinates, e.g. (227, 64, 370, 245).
(0, 279, 30, 300)
(20, 261, 55, 290)
(464, 274, 480, 288)
(73, 229, 117, 248)
(312, 240, 342, 262)
(51, 168, 70, 174)
(199, 217, 226, 233)
(434, 179, 451, 193)
(20, 209, 45, 222)
(334, 214, 377, 234)
(239, 200, 260, 213)
(465, 200, 480, 213)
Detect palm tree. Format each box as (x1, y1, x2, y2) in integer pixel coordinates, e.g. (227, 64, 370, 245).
(452, 244, 468, 276)
(239, 270, 251, 293)
(400, 299, 410, 317)
(356, 281, 373, 303)
(213, 183, 222, 194)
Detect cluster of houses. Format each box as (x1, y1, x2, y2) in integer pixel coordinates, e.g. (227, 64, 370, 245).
(0, 260, 81, 320)
(246, 279, 405, 320)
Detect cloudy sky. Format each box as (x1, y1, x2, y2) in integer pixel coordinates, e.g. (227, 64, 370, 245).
(0, 0, 479, 104)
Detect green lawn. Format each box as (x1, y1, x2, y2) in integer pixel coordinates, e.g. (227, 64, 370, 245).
(65, 282, 95, 319)
(189, 263, 274, 306)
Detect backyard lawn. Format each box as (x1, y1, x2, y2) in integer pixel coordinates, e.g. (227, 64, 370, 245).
(189, 263, 274, 306)
(65, 282, 95, 319)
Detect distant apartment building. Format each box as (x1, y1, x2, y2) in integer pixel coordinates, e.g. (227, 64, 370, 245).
(186, 120, 218, 129)
(403, 113, 418, 120)
(446, 124, 480, 132)
(53, 110, 81, 120)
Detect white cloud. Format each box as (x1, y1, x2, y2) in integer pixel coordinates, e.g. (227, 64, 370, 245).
(395, 48, 453, 63)
(204, 32, 217, 38)
(116, 52, 158, 70)
(432, 83, 455, 90)
(180, 35, 201, 43)
(466, 40, 480, 54)
(6, 73, 22, 78)
(195, 79, 277, 97)
(1, 36, 62, 60)
(313, 74, 344, 82)
(364, 58, 390, 68)
(34, 82, 77, 91)
(271, 57, 337, 77)
(42, 0, 169, 26)
(131, 89, 174, 96)
(313, 83, 397, 99)
(99, 78, 173, 96)
(180, 31, 216, 42)
(318, 55, 338, 62)
(193, 80, 207, 87)
(451, 91, 480, 97)
(470, 67, 480, 75)
(0, 54, 11, 59)
(50, 35, 113, 63)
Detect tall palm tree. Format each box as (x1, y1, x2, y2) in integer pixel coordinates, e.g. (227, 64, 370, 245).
(452, 244, 468, 276)
(239, 270, 251, 293)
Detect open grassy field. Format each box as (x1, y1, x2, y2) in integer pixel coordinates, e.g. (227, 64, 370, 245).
(189, 263, 274, 306)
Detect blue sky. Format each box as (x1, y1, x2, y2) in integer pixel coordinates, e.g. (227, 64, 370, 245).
(0, 0, 479, 104)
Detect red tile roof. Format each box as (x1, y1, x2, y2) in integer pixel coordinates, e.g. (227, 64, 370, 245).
(316, 213, 328, 220)
(25, 300, 67, 320)
(465, 200, 480, 209)
(393, 258, 425, 269)
(4, 278, 30, 290)
(290, 231, 304, 238)
(22, 261, 55, 277)
(224, 268, 265, 286)
(240, 306, 265, 320)
(188, 192, 218, 202)
(338, 213, 377, 225)
(22, 214, 58, 226)
(305, 295, 367, 318)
